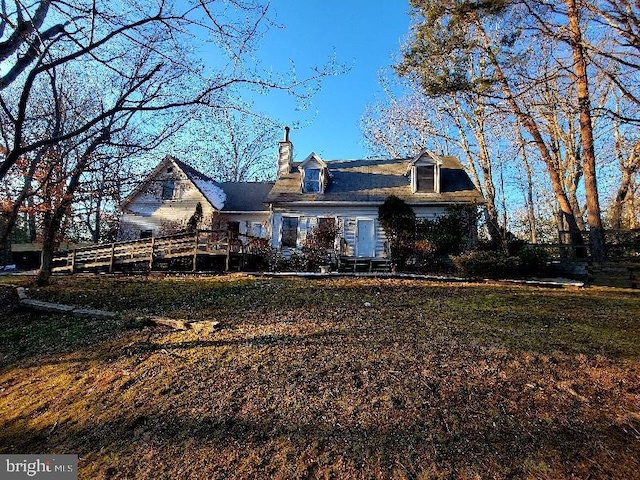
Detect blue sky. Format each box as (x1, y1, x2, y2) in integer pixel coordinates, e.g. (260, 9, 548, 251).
(249, 1, 412, 161)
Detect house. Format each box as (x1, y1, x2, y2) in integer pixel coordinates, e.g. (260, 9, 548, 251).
(118, 156, 273, 241)
(118, 128, 484, 265)
(267, 128, 484, 259)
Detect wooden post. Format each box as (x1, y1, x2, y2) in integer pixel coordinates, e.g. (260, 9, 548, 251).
(192, 230, 199, 272)
(70, 249, 76, 273)
(149, 237, 155, 271)
(109, 243, 115, 273)
(225, 230, 231, 271)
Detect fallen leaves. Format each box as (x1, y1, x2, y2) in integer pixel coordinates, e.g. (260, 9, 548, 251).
(1, 276, 639, 478)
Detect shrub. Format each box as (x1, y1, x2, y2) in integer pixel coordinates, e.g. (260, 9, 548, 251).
(186, 202, 203, 232)
(415, 205, 478, 256)
(452, 247, 551, 279)
(262, 249, 307, 272)
(379, 196, 416, 270)
(301, 220, 338, 270)
(517, 246, 550, 274)
(452, 250, 522, 278)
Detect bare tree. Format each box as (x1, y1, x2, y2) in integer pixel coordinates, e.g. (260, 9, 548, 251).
(362, 77, 508, 246)
(0, 0, 335, 280)
(0, 1, 332, 179)
(170, 107, 280, 182)
(565, 0, 605, 259)
(611, 122, 640, 229)
(362, 86, 448, 158)
(396, 0, 611, 256)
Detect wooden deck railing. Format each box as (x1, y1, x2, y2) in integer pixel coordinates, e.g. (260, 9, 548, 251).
(52, 230, 265, 273)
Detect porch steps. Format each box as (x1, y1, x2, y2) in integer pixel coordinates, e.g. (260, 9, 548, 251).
(339, 257, 392, 273)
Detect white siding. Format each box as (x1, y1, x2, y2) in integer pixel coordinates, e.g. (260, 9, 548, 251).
(119, 166, 216, 240)
(269, 204, 449, 257)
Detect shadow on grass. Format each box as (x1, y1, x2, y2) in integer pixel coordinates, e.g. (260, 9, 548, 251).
(0, 308, 147, 369)
(2, 278, 639, 477)
(1, 390, 635, 479)
(21, 277, 640, 361)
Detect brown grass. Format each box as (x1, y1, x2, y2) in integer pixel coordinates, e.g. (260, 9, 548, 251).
(1, 275, 639, 479)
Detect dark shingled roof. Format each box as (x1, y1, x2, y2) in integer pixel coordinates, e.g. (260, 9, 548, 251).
(173, 158, 273, 211)
(265, 155, 484, 205)
(219, 182, 275, 212)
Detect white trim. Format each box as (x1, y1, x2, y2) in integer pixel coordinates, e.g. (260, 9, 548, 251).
(220, 210, 270, 214)
(411, 162, 441, 194)
(298, 152, 327, 169)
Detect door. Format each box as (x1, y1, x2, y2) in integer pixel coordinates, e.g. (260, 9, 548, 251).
(356, 218, 375, 257)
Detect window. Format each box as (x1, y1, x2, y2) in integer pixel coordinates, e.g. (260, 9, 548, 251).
(303, 168, 321, 193)
(281, 216, 299, 248)
(416, 165, 435, 193)
(140, 230, 153, 239)
(162, 180, 175, 200)
(227, 221, 240, 241)
(251, 222, 265, 238)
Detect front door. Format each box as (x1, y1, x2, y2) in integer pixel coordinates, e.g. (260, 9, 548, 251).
(356, 218, 375, 257)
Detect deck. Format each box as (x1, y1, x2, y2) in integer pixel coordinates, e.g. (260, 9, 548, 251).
(52, 230, 264, 273)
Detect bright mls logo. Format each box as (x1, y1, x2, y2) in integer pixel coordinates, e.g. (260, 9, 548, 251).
(1, 455, 77, 479)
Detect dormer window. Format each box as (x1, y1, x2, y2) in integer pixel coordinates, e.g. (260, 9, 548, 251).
(416, 165, 435, 193)
(299, 152, 329, 194)
(409, 151, 442, 194)
(303, 168, 321, 193)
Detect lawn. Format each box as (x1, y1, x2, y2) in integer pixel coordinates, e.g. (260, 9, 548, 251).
(1, 275, 639, 479)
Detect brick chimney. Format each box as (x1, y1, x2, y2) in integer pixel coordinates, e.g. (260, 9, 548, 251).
(277, 126, 293, 177)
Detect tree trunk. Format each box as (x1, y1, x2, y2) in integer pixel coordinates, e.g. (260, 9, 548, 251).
(27, 195, 37, 242)
(566, 0, 606, 260)
(453, 96, 503, 247)
(37, 210, 59, 286)
(36, 132, 108, 285)
(517, 129, 537, 243)
(611, 139, 640, 229)
(611, 182, 630, 231)
(0, 156, 39, 249)
(474, 14, 586, 255)
(92, 197, 102, 243)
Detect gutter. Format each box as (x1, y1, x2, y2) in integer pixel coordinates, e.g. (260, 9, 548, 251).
(268, 200, 484, 207)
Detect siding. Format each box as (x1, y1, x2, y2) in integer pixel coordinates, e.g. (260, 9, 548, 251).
(269, 205, 450, 257)
(119, 166, 216, 239)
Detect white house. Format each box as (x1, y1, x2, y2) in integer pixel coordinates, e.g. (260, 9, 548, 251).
(266, 128, 484, 258)
(118, 156, 273, 241)
(118, 128, 484, 262)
